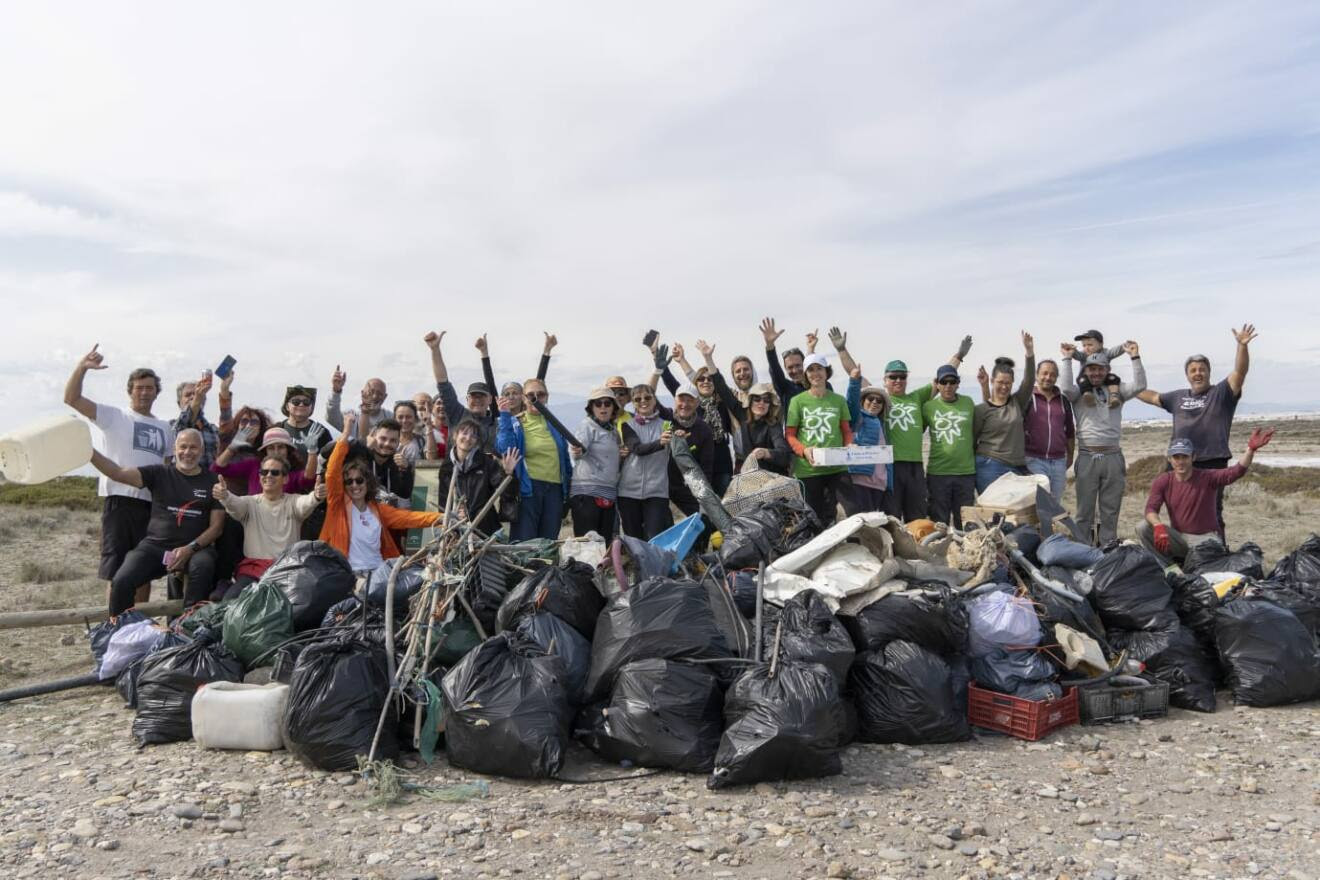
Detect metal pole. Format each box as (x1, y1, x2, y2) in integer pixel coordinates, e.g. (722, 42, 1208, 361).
(753, 562, 765, 663)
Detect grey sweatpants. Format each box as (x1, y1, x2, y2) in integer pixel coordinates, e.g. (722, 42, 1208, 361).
(1074, 450, 1125, 546)
(1135, 522, 1218, 567)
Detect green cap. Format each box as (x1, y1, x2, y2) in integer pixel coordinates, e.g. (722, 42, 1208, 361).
(884, 360, 909, 374)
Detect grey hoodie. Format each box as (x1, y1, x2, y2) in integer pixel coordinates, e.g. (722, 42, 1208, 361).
(617, 416, 670, 500)
(571, 417, 621, 500)
(1060, 357, 1147, 449)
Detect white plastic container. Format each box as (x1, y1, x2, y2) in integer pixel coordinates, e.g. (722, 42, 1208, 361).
(812, 445, 894, 467)
(191, 682, 290, 751)
(0, 415, 92, 484)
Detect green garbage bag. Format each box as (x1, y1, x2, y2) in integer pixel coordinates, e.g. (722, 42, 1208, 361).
(428, 611, 481, 668)
(177, 599, 231, 637)
(222, 582, 295, 669)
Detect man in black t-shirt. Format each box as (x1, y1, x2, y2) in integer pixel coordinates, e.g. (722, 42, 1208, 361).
(90, 429, 224, 615)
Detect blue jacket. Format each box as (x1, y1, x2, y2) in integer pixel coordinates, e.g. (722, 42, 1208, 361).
(846, 377, 895, 487)
(496, 411, 573, 501)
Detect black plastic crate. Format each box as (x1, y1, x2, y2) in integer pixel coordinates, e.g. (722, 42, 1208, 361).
(1078, 675, 1169, 725)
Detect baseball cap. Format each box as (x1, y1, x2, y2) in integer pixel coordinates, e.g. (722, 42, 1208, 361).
(935, 364, 959, 382)
(466, 382, 492, 396)
(1083, 353, 1110, 368)
(1074, 330, 1104, 344)
(803, 353, 830, 371)
(884, 359, 909, 374)
(675, 384, 699, 400)
(1168, 438, 1195, 457)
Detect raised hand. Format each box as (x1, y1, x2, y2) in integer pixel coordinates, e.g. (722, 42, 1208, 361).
(497, 395, 513, 413)
(343, 410, 357, 435)
(1247, 427, 1274, 451)
(303, 422, 326, 453)
(671, 342, 685, 363)
(331, 364, 347, 393)
(79, 344, 107, 371)
(652, 343, 671, 371)
(1233, 323, 1258, 346)
(219, 368, 235, 395)
(695, 339, 714, 358)
(314, 479, 328, 501)
(828, 326, 847, 351)
(849, 364, 862, 380)
(805, 328, 819, 353)
(1021, 331, 1034, 355)
(1123, 340, 1140, 358)
(956, 335, 973, 360)
(393, 451, 409, 469)
(977, 365, 989, 385)
(211, 481, 229, 501)
(1060, 342, 1077, 357)
(501, 448, 522, 476)
(423, 330, 445, 350)
(542, 331, 558, 354)
(474, 333, 489, 356)
(759, 317, 784, 348)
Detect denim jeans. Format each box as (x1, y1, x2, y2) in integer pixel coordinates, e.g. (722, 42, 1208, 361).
(974, 455, 1026, 494)
(512, 479, 565, 541)
(1025, 456, 1067, 503)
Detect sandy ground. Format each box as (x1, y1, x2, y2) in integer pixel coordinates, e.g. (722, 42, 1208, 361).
(1, 420, 1318, 879)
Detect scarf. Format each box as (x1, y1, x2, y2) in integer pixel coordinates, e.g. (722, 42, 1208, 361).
(698, 394, 727, 444)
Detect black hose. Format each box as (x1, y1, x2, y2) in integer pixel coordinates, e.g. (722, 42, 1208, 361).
(0, 672, 101, 703)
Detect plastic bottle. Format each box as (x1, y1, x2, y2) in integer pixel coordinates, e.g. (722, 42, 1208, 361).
(0, 415, 93, 484)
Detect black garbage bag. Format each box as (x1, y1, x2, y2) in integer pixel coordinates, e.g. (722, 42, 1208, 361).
(1185, 539, 1265, 579)
(1166, 572, 1222, 643)
(717, 508, 778, 570)
(1269, 533, 1320, 589)
(970, 648, 1056, 697)
(464, 552, 521, 635)
(497, 560, 604, 640)
(585, 577, 737, 701)
(132, 631, 243, 744)
(841, 587, 969, 657)
(579, 659, 724, 773)
(764, 590, 855, 685)
(1088, 545, 1177, 631)
(364, 561, 426, 607)
(1025, 576, 1108, 649)
(1007, 523, 1042, 564)
(515, 612, 591, 704)
(283, 635, 396, 770)
(948, 654, 971, 716)
(1214, 599, 1320, 707)
(90, 609, 150, 677)
(728, 569, 759, 619)
(707, 660, 847, 789)
(114, 631, 190, 708)
(1108, 624, 1218, 713)
(849, 641, 970, 744)
(259, 540, 355, 631)
(441, 632, 572, 779)
(270, 641, 307, 685)
(1244, 579, 1320, 640)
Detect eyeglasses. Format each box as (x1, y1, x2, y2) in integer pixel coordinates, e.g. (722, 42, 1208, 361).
(749, 395, 770, 404)
(632, 395, 654, 403)
(258, 468, 287, 477)
(343, 476, 366, 486)
(885, 374, 907, 381)
(592, 400, 615, 407)
(288, 397, 311, 407)
(696, 376, 714, 384)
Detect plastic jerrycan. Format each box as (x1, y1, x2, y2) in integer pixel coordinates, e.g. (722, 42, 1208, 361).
(0, 415, 93, 484)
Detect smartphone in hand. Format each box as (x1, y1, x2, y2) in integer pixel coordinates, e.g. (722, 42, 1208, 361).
(641, 329, 659, 348)
(215, 355, 237, 379)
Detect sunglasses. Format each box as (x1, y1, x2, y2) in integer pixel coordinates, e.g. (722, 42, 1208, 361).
(611, 388, 630, 395)
(258, 468, 287, 477)
(632, 395, 654, 403)
(885, 374, 907, 381)
(287, 397, 311, 407)
(749, 395, 771, 404)
(592, 399, 615, 407)
(937, 378, 960, 386)
(343, 476, 367, 486)
(696, 375, 714, 383)
(862, 396, 884, 405)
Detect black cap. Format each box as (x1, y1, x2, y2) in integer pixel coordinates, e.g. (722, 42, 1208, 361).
(466, 382, 492, 397)
(1073, 330, 1104, 344)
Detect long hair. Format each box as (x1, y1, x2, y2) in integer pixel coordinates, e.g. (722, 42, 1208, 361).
(221, 406, 272, 452)
(342, 455, 379, 499)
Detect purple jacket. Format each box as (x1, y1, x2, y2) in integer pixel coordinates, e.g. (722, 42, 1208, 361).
(1023, 389, 1074, 460)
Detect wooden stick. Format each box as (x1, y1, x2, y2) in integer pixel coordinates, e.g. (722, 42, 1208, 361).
(0, 600, 183, 630)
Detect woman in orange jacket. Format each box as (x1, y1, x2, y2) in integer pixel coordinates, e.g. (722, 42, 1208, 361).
(320, 412, 443, 573)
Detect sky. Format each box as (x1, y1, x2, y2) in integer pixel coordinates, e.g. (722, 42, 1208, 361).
(2, 1, 1320, 441)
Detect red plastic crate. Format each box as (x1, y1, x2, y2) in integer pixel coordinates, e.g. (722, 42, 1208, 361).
(967, 684, 1079, 741)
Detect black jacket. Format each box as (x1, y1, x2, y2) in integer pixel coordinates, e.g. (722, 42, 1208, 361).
(437, 451, 519, 537)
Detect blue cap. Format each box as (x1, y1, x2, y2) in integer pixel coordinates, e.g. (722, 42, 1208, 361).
(935, 365, 959, 382)
(1168, 438, 1194, 457)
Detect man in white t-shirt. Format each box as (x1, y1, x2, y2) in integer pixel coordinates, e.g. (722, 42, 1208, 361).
(64, 344, 174, 606)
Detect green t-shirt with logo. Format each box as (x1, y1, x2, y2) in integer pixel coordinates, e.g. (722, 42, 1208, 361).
(786, 390, 850, 478)
(886, 384, 934, 463)
(922, 394, 976, 476)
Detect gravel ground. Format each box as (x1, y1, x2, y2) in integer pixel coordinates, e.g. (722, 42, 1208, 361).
(2, 685, 1318, 880)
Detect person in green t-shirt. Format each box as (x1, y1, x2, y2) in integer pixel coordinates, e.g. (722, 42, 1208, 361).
(785, 353, 857, 527)
(922, 364, 977, 528)
(826, 328, 973, 521)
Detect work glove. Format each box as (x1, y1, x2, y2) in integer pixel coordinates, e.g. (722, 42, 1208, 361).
(956, 335, 973, 360)
(1153, 524, 1170, 555)
(652, 343, 671, 371)
(828, 326, 847, 350)
(1247, 427, 1274, 451)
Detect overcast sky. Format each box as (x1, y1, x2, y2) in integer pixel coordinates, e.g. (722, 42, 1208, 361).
(2, 1, 1319, 438)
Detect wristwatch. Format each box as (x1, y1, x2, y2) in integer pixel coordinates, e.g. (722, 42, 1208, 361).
(188, 541, 201, 552)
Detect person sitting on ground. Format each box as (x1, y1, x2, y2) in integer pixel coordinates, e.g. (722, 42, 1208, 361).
(320, 413, 444, 575)
(64, 345, 173, 609)
(1022, 358, 1075, 503)
(497, 377, 574, 541)
(1137, 430, 1273, 566)
(785, 353, 857, 527)
(212, 457, 326, 596)
(697, 345, 790, 475)
(617, 385, 673, 539)
(438, 418, 522, 537)
(212, 426, 316, 495)
(275, 385, 332, 462)
(1060, 341, 1146, 546)
(173, 370, 231, 469)
(829, 326, 971, 522)
(923, 364, 977, 529)
(846, 365, 893, 514)
(569, 388, 624, 542)
(326, 366, 388, 441)
(972, 332, 1037, 493)
(90, 429, 225, 615)
(1135, 323, 1257, 539)
(424, 330, 497, 450)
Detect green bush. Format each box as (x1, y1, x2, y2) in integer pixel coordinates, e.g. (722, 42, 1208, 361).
(0, 476, 100, 511)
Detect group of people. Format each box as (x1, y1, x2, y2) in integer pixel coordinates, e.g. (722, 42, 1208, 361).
(66, 317, 1264, 616)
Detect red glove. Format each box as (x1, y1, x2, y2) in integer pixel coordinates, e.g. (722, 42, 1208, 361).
(1152, 524, 1170, 555)
(1247, 427, 1274, 451)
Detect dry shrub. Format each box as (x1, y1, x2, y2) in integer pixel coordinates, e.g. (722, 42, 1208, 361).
(19, 560, 83, 584)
